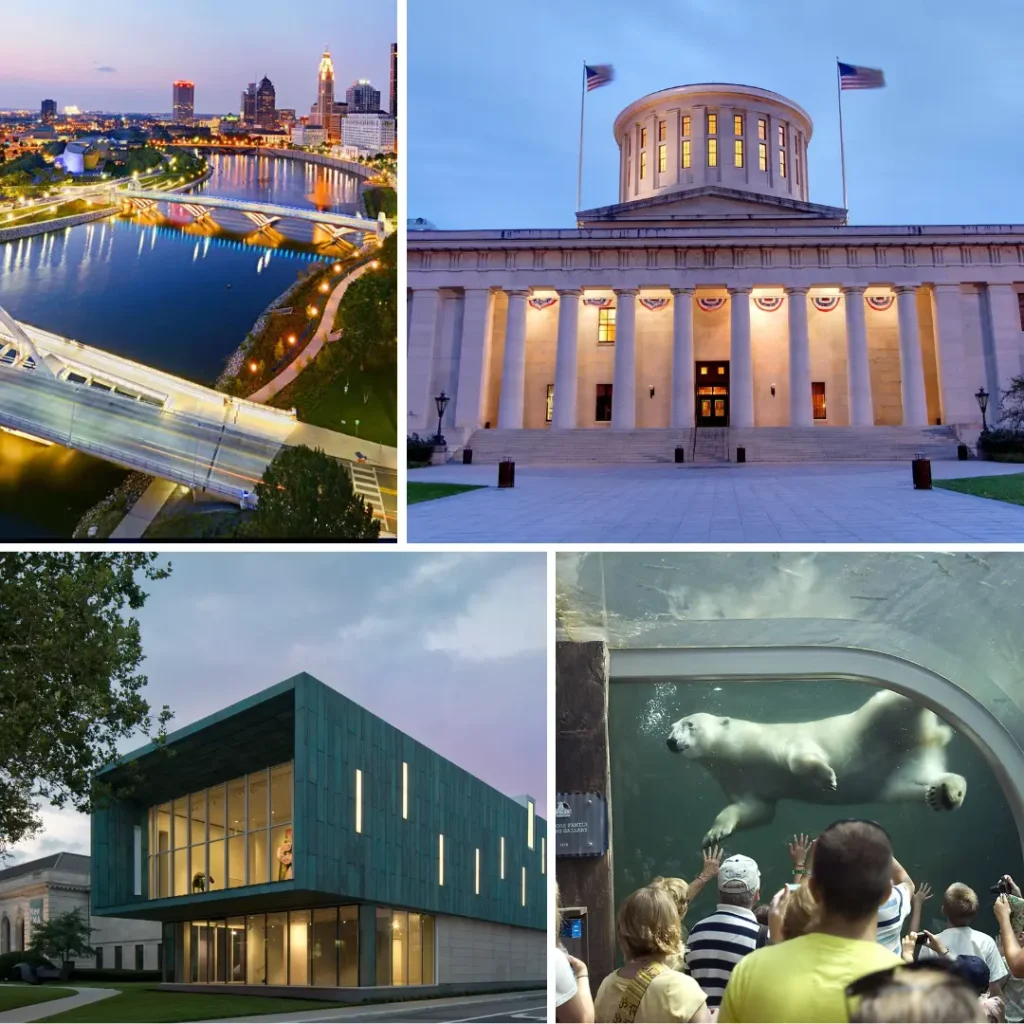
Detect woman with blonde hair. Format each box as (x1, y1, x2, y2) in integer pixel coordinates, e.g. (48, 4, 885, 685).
(555, 883, 595, 1023)
(594, 886, 710, 1023)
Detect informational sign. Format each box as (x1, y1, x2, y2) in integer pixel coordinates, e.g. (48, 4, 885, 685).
(28, 899, 43, 928)
(556, 791, 608, 857)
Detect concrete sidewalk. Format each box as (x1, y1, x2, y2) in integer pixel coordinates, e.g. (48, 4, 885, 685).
(110, 478, 178, 539)
(0, 985, 118, 1022)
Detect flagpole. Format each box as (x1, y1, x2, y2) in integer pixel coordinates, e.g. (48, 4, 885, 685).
(836, 58, 848, 222)
(577, 61, 586, 214)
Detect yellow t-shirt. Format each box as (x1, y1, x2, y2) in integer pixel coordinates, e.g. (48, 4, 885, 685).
(718, 932, 902, 1023)
(594, 964, 707, 1023)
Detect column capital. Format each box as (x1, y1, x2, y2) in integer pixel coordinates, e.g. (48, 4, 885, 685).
(670, 286, 695, 297)
(556, 288, 582, 298)
(931, 282, 963, 294)
(727, 286, 752, 296)
(506, 289, 531, 299)
(840, 284, 867, 295)
(615, 287, 639, 297)
(783, 286, 809, 296)
(894, 284, 919, 296)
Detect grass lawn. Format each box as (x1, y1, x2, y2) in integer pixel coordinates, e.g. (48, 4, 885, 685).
(144, 509, 248, 540)
(934, 472, 1024, 507)
(408, 482, 487, 505)
(2, 198, 111, 227)
(40, 983, 349, 1023)
(271, 361, 396, 446)
(0, 986, 76, 1012)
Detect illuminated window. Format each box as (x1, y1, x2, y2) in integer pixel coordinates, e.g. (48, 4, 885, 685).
(700, 366, 708, 375)
(778, 124, 787, 148)
(545, 384, 554, 423)
(658, 144, 666, 173)
(355, 769, 362, 834)
(681, 115, 691, 137)
(475, 848, 480, 895)
(758, 142, 767, 172)
(707, 139, 718, 167)
(640, 126, 647, 148)
(779, 149, 787, 178)
(733, 114, 743, 136)
(758, 117, 767, 140)
(657, 120, 666, 142)
(707, 112, 717, 135)
(734, 140, 743, 168)
(640, 150, 647, 179)
(681, 140, 691, 168)
(401, 762, 408, 820)
(527, 799, 535, 850)
(521, 867, 527, 907)
(813, 382, 826, 420)
(438, 834, 444, 886)
(541, 837, 546, 874)
(598, 307, 616, 343)
(500, 836, 506, 879)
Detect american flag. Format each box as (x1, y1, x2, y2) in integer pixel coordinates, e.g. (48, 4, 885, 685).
(838, 62, 885, 90)
(585, 64, 614, 92)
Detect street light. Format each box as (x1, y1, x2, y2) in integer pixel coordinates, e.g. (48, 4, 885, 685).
(976, 386, 990, 431)
(434, 391, 449, 444)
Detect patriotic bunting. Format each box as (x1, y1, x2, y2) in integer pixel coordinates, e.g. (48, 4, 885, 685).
(639, 297, 669, 310)
(754, 296, 785, 312)
(866, 295, 894, 311)
(812, 296, 841, 312)
(528, 297, 557, 309)
(697, 297, 727, 312)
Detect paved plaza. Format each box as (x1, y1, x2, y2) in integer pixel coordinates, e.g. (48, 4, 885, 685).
(408, 461, 1024, 543)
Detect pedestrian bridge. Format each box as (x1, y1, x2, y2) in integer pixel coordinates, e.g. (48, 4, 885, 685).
(0, 308, 391, 524)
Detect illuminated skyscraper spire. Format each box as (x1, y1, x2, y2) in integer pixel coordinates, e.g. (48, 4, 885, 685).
(317, 47, 335, 137)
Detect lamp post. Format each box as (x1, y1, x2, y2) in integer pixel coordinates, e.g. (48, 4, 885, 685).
(434, 391, 449, 444)
(976, 387, 990, 431)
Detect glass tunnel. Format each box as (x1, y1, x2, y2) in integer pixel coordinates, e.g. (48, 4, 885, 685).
(556, 551, 1024, 926)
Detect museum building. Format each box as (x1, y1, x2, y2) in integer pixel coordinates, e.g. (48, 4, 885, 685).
(91, 673, 546, 991)
(408, 83, 1024, 461)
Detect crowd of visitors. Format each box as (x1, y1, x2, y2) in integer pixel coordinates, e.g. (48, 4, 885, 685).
(555, 820, 1024, 1023)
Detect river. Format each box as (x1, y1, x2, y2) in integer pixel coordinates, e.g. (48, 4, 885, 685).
(0, 152, 363, 538)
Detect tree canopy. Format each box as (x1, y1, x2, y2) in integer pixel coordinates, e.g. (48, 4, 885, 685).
(327, 236, 397, 374)
(0, 553, 173, 855)
(30, 908, 94, 964)
(246, 445, 380, 540)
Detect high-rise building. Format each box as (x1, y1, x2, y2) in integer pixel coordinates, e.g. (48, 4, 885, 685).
(241, 82, 257, 124)
(277, 108, 296, 130)
(256, 76, 276, 128)
(172, 81, 195, 124)
(341, 112, 395, 155)
(345, 79, 380, 114)
(390, 43, 397, 120)
(40, 99, 57, 124)
(316, 48, 336, 139)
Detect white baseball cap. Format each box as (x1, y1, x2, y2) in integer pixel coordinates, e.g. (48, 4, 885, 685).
(719, 855, 761, 895)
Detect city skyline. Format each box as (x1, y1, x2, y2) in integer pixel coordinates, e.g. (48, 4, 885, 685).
(0, 0, 395, 114)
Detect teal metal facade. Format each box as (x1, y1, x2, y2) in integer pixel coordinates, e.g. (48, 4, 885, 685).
(91, 673, 546, 933)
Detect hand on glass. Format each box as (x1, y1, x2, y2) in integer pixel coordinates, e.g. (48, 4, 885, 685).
(699, 844, 724, 881)
(995, 893, 1012, 924)
(788, 833, 813, 868)
(912, 881, 933, 907)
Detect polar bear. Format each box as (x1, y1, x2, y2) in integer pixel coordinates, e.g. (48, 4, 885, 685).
(665, 689, 967, 847)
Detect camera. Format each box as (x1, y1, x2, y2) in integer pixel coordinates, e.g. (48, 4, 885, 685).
(990, 878, 1010, 895)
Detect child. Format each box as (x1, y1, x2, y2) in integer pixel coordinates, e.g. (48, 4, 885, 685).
(998, 895, 1024, 1023)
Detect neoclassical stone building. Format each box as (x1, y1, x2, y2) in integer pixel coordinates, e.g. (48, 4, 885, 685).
(408, 83, 1024, 459)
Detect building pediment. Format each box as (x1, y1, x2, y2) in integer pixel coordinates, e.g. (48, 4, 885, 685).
(577, 186, 847, 228)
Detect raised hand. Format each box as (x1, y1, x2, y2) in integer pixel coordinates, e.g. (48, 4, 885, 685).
(913, 881, 933, 907)
(1003, 875, 1022, 898)
(788, 833, 812, 867)
(700, 843, 724, 881)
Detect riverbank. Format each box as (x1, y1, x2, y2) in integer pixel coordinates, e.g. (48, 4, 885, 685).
(72, 472, 153, 539)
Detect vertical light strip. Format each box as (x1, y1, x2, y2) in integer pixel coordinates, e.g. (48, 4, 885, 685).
(527, 799, 535, 850)
(541, 837, 546, 875)
(500, 836, 505, 879)
(402, 761, 408, 819)
(439, 833, 445, 886)
(521, 866, 526, 906)
(133, 826, 142, 896)
(474, 848, 480, 895)
(355, 769, 363, 834)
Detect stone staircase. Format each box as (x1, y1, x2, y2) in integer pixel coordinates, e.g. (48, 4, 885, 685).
(461, 425, 962, 465)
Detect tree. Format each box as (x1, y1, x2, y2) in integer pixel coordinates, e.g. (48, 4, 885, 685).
(0, 553, 173, 855)
(30, 908, 94, 968)
(999, 375, 1024, 432)
(245, 446, 380, 540)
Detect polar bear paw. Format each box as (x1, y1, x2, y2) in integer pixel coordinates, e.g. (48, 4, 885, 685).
(702, 824, 733, 848)
(925, 773, 967, 812)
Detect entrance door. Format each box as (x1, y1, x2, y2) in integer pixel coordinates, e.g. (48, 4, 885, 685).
(695, 361, 729, 426)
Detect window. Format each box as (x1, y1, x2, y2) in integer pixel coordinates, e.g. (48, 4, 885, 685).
(311, 908, 337, 987)
(734, 139, 743, 167)
(758, 143, 767, 172)
(779, 148, 787, 178)
(521, 867, 527, 907)
(527, 798, 535, 849)
(681, 140, 691, 168)
(475, 848, 481, 895)
(500, 835, 506, 878)
(657, 119, 666, 141)
(640, 126, 647, 149)
(758, 117, 767, 140)
(595, 385, 613, 423)
(681, 115, 691, 137)
(597, 307, 616, 344)
(1018, 292, 1024, 330)
(135, 944, 144, 971)
(707, 138, 717, 167)
(706, 112, 717, 135)
(354, 769, 362, 834)
(96, 947, 103, 969)
(438, 834, 445, 885)
(778, 124, 787, 148)
(700, 366, 708, 375)
(795, 134, 802, 186)
(375, 909, 391, 986)
(402, 762, 408, 819)
(640, 150, 647, 179)
(813, 382, 826, 420)
(545, 385, 554, 423)
(114, 945, 123, 970)
(733, 114, 743, 136)
(541, 836, 546, 874)
(658, 144, 666, 173)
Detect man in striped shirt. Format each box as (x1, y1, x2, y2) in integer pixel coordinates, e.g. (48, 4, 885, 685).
(875, 855, 916, 954)
(685, 854, 764, 1009)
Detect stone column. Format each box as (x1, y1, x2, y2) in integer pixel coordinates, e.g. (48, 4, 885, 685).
(786, 287, 812, 426)
(454, 288, 495, 430)
(987, 283, 1024, 423)
(930, 284, 972, 426)
(611, 289, 637, 429)
(895, 285, 929, 426)
(407, 288, 440, 433)
(729, 288, 754, 427)
(497, 290, 529, 429)
(551, 290, 581, 429)
(843, 286, 874, 426)
(670, 287, 695, 428)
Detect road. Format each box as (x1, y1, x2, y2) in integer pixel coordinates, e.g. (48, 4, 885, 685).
(205, 990, 547, 1024)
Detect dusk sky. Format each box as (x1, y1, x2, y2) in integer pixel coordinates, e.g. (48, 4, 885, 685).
(11, 552, 546, 864)
(0, 0, 395, 114)
(409, 0, 1024, 229)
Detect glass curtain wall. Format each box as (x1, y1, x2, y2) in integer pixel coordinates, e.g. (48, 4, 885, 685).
(148, 762, 292, 900)
(372, 909, 436, 986)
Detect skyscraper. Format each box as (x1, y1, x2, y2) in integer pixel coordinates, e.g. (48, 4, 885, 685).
(256, 76, 276, 128)
(172, 81, 195, 124)
(241, 82, 257, 124)
(390, 42, 397, 120)
(316, 48, 336, 138)
(40, 99, 57, 124)
(346, 80, 380, 114)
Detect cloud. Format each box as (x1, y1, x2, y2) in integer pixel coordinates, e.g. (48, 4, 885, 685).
(95, 66, 117, 73)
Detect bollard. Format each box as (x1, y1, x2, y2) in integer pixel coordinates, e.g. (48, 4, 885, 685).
(498, 458, 515, 488)
(674, 447, 685, 463)
(462, 448, 473, 465)
(736, 446, 746, 463)
(911, 453, 932, 490)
